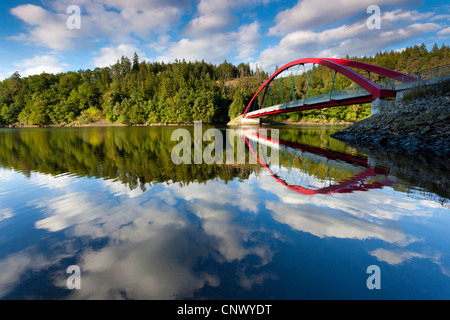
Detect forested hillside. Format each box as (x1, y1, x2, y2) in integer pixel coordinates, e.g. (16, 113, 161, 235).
(0, 43, 448, 126)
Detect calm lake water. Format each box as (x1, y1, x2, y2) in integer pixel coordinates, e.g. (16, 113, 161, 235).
(0, 125, 449, 300)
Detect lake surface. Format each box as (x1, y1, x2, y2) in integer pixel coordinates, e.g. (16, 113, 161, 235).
(0, 125, 449, 300)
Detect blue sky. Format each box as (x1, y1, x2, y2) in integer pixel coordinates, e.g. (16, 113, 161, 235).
(0, 0, 449, 80)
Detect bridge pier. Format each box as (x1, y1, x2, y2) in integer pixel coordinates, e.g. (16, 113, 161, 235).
(372, 74, 450, 115)
(227, 115, 261, 126)
(371, 98, 395, 115)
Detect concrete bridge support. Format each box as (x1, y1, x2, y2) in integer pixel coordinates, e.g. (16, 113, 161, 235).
(371, 98, 396, 115)
(372, 74, 450, 115)
(227, 115, 261, 126)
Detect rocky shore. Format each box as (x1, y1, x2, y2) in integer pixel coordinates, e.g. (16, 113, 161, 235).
(331, 85, 450, 157)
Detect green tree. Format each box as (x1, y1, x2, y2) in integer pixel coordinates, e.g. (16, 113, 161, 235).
(228, 90, 245, 120)
(27, 100, 48, 125)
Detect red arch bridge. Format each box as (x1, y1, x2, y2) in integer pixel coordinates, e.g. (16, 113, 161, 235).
(240, 58, 419, 120)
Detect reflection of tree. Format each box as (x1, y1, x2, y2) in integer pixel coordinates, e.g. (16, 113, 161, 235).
(0, 127, 255, 191)
(250, 127, 372, 185)
(339, 139, 450, 202)
(0, 126, 380, 193)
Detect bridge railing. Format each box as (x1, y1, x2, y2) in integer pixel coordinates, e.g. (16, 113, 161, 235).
(377, 64, 450, 89)
(303, 86, 370, 105)
(414, 64, 450, 81)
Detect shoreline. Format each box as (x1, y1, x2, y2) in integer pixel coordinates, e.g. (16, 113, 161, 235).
(1, 121, 197, 128)
(1, 119, 354, 128)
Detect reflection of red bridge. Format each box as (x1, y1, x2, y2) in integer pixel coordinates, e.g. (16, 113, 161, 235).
(243, 130, 393, 195)
(242, 58, 417, 119)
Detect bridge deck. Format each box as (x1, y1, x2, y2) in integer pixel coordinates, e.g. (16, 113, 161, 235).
(246, 89, 372, 118)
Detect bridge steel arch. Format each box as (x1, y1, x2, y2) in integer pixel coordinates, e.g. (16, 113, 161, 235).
(242, 58, 417, 118)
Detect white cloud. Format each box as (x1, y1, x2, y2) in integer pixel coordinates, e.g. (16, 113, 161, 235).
(158, 21, 261, 65)
(184, 13, 235, 37)
(9, 0, 186, 51)
(438, 26, 450, 36)
(268, 0, 417, 36)
(92, 44, 148, 68)
(0, 251, 36, 298)
(236, 21, 261, 62)
(157, 36, 234, 64)
(382, 9, 434, 22)
(13, 54, 68, 77)
(9, 4, 80, 50)
(101, 179, 149, 198)
(158, 0, 266, 64)
(0, 73, 10, 81)
(395, 47, 407, 53)
(258, 12, 440, 72)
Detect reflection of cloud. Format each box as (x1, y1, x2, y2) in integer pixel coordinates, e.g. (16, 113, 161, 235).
(186, 200, 273, 264)
(169, 179, 259, 213)
(168, 180, 274, 264)
(30, 176, 274, 299)
(30, 172, 75, 190)
(2, 165, 449, 299)
(10, 1, 185, 50)
(13, 54, 68, 77)
(256, 170, 450, 279)
(369, 248, 450, 277)
(101, 179, 148, 198)
(0, 246, 72, 298)
(267, 201, 413, 245)
(369, 248, 428, 265)
(0, 208, 13, 222)
(34, 192, 111, 232)
(239, 270, 277, 290)
(0, 168, 17, 181)
(34, 191, 222, 299)
(0, 251, 33, 298)
(257, 173, 435, 221)
(69, 212, 220, 299)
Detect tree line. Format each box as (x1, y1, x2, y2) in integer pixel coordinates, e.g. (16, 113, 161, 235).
(0, 43, 448, 126)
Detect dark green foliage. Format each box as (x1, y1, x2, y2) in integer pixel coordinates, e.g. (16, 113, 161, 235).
(0, 43, 448, 125)
(0, 58, 252, 125)
(0, 127, 257, 189)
